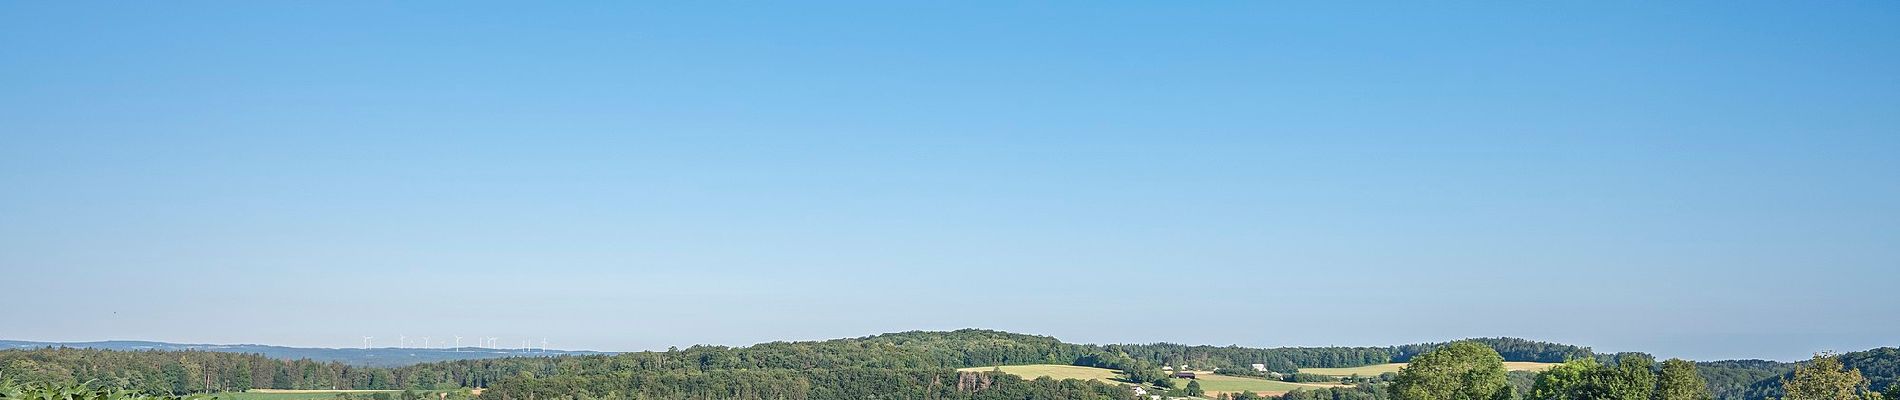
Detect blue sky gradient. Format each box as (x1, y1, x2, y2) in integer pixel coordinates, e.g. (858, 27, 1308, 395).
(2, 1, 1896, 361)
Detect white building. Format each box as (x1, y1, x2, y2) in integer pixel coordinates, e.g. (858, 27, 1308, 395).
(1252, 363, 1268, 372)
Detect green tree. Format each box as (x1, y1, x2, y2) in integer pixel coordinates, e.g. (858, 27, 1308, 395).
(1653, 359, 1711, 400)
(1605, 354, 1656, 400)
(1530, 358, 1599, 400)
(1782, 352, 1868, 400)
(1185, 380, 1204, 397)
(1390, 341, 1509, 400)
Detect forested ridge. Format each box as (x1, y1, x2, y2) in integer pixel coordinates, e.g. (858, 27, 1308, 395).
(3, 330, 1895, 400)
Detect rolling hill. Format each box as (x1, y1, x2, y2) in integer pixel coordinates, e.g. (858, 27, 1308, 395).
(0, 340, 611, 367)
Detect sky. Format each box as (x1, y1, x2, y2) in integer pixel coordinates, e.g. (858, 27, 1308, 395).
(1, 1, 1896, 362)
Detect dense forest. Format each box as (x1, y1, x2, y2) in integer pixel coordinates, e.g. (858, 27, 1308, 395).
(3, 330, 1896, 400)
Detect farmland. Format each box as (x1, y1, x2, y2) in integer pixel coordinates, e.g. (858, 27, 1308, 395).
(957, 365, 1348, 396)
(1299, 361, 1559, 376)
(1168, 373, 1346, 396)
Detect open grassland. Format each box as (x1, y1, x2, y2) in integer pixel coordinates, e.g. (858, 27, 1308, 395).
(954, 364, 1129, 383)
(1172, 373, 1345, 396)
(1299, 361, 1558, 376)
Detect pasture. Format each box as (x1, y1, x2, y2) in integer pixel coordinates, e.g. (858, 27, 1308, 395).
(1299, 361, 1559, 376)
(1170, 373, 1345, 396)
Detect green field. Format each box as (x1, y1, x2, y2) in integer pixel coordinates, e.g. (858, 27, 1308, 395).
(957, 365, 1344, 396)
(1299, 361, 1558, 377)
(1168, 374, 1344, 396)
(954, 365, 1131, 383)
(212, 390, 455, 400)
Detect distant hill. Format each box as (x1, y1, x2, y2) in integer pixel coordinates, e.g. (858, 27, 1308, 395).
(0, 340, 612, 367)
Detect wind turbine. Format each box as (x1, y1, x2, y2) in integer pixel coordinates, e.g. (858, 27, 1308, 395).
(453, 336, 463, 352)
(362, 336, 374, 349)
(540, 338, 548, 353)
(399, 334, 407, 348)
(422, 336, 431, 348)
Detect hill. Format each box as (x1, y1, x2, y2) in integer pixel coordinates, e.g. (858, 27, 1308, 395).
(0, 340, 610, 368)
(5, 331, 1896, 400)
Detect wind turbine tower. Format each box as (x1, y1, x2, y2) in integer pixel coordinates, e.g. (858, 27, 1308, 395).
(362, 336, 374, 349)
(453, 336, 463, 352)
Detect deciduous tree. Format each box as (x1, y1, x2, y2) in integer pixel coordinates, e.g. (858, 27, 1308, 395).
(1782, 352, 1868, 400)
(1390, 341, 1509, 400)
(1653, 359, 1712, 400)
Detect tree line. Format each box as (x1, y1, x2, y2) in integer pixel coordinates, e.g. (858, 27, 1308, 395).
(1384, 341, 1900, 400)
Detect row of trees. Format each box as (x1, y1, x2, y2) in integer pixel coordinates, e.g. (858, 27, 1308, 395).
(1388, 341, 1900, 400)
(1384, 341, 1713, 400)
(0, 347, 538, 393)
(1528, 355, 1711, 400)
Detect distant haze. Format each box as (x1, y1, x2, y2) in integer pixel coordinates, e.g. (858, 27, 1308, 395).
(1, 1, 1895, 362)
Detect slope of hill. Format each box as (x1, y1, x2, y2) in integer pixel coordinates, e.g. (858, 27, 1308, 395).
(0, 340, 611, 367)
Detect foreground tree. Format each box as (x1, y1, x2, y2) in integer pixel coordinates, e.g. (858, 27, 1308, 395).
(1653, 359, 1712, 400)
(1605, 354, 1656, 400)
(1781, 352, 1869, 400)
(1390, 341, 1511, 400)
(1530, 358, 1599, 400)
(1186, 380, 1204, 397)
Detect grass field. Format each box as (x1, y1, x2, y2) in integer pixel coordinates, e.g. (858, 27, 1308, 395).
(1169, 373, 1345, 396)
(954, 365, 1130, 383)
(212, 390, 458, 400)
(957, 365, 1344, 396)
(1299, 361, 1559, 377)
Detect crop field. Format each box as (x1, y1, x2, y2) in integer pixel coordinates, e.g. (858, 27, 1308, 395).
(954, 364, 1129, 383)
(1299, 361, 1559, 376)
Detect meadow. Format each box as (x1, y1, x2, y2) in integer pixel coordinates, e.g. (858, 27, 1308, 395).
(955, 364, 1348, 396)
(1168, 373, 1345, 396)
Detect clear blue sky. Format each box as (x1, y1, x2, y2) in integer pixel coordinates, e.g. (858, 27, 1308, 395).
(2, 1, 1896, 361)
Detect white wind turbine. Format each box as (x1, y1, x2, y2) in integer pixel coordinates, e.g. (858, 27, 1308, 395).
(362, 336, 374, 349)
(422, 336, 431, 348)
(399, 334, 407, 348)
(453, 336, 463, 352)
(540, 338, 548, 354)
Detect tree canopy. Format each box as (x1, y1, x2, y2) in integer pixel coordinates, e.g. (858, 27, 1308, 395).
(1389, 341, 1511, 400)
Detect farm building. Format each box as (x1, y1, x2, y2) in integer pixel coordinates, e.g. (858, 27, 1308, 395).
(1251, 363, 1267, 372)
(1173, 371, 1196, 379)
